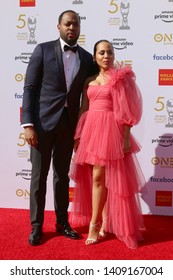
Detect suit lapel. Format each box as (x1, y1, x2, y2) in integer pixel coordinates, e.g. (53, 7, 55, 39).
(55, 39, 67, 91)
(69, 47, 87, 91)
(54, 41, 89, 93)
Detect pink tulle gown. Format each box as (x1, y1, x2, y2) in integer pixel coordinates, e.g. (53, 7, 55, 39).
(69, 65, 145, 249)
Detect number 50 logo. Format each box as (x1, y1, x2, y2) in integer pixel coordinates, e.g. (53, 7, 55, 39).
(17, 133, 27, 147)
(154, 97, 173, 117)
(108, 0, 118, 14)
(154, 97, 165, 111)
(16, 14, 26, 29)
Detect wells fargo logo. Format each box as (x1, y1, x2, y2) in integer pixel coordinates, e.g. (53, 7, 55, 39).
(159, 69, 173, 85)
(20, 0, 35, 7)
(155, 190, 172, 207)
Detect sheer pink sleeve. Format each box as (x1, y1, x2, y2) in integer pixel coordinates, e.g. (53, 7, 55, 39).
(108, 66, 143, 126)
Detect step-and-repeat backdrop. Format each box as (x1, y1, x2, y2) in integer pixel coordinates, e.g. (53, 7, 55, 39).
(0, 0, 173, 215)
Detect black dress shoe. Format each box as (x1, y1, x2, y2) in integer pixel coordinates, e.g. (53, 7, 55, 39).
(56, 222, 79, 239)
(28, 227, 43, 246)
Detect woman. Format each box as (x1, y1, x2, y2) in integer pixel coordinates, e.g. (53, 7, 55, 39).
(69, 40, 145, 249)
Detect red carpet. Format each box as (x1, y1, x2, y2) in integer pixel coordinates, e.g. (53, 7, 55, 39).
(0, 208, 173, 260)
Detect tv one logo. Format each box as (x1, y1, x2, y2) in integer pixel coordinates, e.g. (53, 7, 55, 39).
(15, 74, 25, 82)
(151, 157, 173, 168)
(154, 33, 173, 45)
(16, 188, 74, 200)
(16, 189, 30, 199)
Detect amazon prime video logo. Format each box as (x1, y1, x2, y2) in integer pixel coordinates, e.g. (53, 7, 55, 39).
(111, 38, 133, 50)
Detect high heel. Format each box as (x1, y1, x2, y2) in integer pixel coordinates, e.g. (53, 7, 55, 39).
(99, 217, 107, 239)
(99, 229, 107, 238)
(85, 222, 101, 245)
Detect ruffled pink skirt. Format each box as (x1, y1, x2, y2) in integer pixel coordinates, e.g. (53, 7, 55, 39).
(69, 110, 145, 249)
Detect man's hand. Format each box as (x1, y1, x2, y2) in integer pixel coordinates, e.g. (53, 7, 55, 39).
(24, 126, 38, 147)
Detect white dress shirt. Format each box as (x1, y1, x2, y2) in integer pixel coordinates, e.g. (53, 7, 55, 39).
(60, 38, 80, 93)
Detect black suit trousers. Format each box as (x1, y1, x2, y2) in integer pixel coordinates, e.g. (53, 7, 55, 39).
(30, 108, 74, 228)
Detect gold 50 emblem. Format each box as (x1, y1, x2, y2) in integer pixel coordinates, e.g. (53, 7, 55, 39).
(108, 0, 118, 14)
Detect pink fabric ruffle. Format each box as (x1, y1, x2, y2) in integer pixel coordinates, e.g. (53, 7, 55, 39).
(108, 66, 143, 126)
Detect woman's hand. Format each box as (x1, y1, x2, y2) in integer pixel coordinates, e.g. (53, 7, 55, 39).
(123, 125, 131, 154)
(123, 137, 131, 154)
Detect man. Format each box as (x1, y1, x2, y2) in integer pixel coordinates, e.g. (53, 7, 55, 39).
(21, 10, 94, 245)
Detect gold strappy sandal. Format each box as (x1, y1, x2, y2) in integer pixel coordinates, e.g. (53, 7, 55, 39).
(99, 218, 107, 239)
(85, 222, 101, 245)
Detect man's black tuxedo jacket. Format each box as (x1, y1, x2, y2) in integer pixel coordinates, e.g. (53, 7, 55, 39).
(21, 39, 94, 132)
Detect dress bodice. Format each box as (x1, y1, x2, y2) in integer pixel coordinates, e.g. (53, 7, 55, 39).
(87, 84, 113, 112)
(87, 66, 142, 127)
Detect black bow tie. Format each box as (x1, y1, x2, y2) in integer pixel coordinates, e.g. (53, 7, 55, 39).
(64, 45, 77, 53)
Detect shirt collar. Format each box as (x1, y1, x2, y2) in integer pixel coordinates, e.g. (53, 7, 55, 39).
(60, 38, 77, 52)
